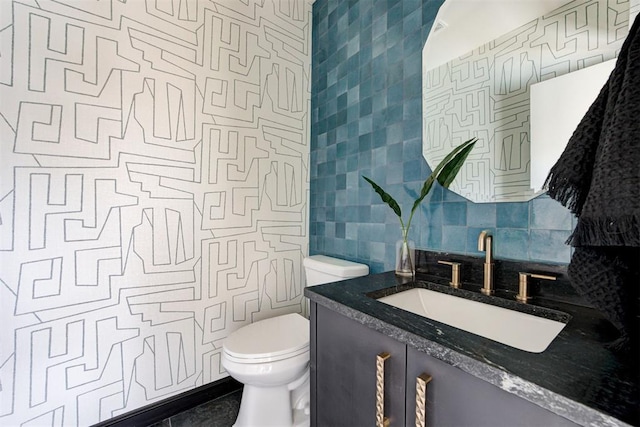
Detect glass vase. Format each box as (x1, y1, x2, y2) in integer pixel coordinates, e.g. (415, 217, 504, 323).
(395, 237, 415, 278)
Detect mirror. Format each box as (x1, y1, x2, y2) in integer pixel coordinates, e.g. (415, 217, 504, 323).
(422, 0, 630, 203)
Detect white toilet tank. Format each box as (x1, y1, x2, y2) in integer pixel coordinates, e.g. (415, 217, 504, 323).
(303, 255, 369, 286)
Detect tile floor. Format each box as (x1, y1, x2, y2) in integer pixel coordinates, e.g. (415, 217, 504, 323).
(148, 389, 242, 427)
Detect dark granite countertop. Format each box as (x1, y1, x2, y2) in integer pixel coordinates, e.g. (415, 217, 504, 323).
(305, 271, 639, 427)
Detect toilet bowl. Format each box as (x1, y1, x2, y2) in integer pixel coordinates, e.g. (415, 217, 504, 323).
(222, 255, 369, 427)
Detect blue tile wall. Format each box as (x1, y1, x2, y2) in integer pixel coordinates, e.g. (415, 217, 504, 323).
(310, 0, 575, 273)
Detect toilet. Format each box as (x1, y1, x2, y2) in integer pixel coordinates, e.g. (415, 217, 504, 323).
(222, 255, 369, 427)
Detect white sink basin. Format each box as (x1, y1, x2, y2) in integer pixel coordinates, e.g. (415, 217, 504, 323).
(377, 288, 567, 353)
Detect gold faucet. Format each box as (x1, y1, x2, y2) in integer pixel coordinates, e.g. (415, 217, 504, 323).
(438, 260, 462, 289)
(477, 230, 494, 295)
(517, 272, 556, 302)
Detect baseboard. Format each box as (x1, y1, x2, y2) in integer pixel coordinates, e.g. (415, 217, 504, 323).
(92, 377, 242, 427)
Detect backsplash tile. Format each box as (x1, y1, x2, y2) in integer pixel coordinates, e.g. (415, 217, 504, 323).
(443, 202, 467, 226)
(441, 226, 467, 252)
(496, 229, 530, 261)
(531, 196, 574, 231)
(310, 0, 574, 272)
(529, 230, 572, 263)
(497, 203, 530, 229)
(467, 203, 497, 228)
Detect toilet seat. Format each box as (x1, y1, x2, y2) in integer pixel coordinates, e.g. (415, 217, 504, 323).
(223, 313, 309, 364)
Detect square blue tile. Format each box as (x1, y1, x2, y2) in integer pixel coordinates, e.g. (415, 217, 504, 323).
(368, 261, 385, 274)
(348, 36, 360, 57)
(441, 226, 467, 253)
(347, 85, 360, 105)
(345, 223, 358, 240)
(326, 207, 335, 222)
(467, 203, 496, 228)
(531, 196, 572, 230)
(369, 241, 386, 262)
(372, 15, 387, 39)
(345, 239, 358, 258)
(497, 202, 529, 228)
(423, 224, 443, 250)
(346, 171, 359, 189)
(360, 97, 372, 116)
(372, 146, 387, 168)
(386, 162, 404, 185)
(402, 50, 422, 80)
(372, 33, 387, 57)
(373, 91, 387, 112)
(529, 230, 571, 263)
(372, 69, 386, 93)
(403, 9, 421, 36)
(386, 122, 403, 145)
(402, 137, 421, 160)
(348, 121, 359, 138)
(324, 237, 335, 253)
(346, 188, 359, 204)
(402, 118, 421, 140)
(403, 73, 421, 99)
(387, 142, 403, 163)
(359, 116, 372, 135)
(387, 61, 404, 86)
(403, 159, 423, 182)
(403, 97, 422, 120)
(358, 205, 372, 222)
(358, 133, 371, 151)
(443, 202, 467, 226)
(345, 206, 358, 222)
(386, 23, 403, 49)
(495, 229, 529, 261)
(325, 222, 336, 238)
(346, 154, 359, 172)
(371, 204, 389, 222)
(357, 240, 371, 260)
(372, 110, 387, 130)
(387, 81, 403, 106)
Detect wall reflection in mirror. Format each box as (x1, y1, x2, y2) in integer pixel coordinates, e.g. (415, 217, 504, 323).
(422, 0, 634, 203)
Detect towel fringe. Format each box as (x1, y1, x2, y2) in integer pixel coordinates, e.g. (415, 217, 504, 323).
(544, 171, 592, 215)
(568, 215, 640, 247)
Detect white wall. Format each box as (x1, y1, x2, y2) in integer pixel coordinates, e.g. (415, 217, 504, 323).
(0, 0, 311, 425)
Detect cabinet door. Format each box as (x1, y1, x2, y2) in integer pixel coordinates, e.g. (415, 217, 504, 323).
(406, 347, 578, 427)
(311, 303, 407, 427)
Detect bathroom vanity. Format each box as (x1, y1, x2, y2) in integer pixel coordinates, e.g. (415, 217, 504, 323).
(305, 268, 639, 426)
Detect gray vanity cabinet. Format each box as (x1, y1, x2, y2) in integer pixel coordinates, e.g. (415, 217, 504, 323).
(311, 303, 407, 426)
(311, 302, 578, 427)
(405, 346, 578, 427)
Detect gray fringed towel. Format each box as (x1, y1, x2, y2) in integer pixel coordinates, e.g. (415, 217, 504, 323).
(545, 16, 640, 352)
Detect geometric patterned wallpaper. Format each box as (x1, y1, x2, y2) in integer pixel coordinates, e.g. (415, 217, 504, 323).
(423, 0, 629, 203)
(0, 0, 311, 425)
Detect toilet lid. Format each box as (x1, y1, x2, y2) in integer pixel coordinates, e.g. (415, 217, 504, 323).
(223, 313, 309, 361)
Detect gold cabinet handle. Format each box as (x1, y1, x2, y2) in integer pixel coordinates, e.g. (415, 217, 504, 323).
(415, 373, 433, 427)
(376, 352, 391, 427)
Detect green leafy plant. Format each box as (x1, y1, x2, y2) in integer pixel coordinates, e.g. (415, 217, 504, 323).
(363, 137, 477, 275)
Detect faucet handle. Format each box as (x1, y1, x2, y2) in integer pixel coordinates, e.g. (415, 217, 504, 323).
(438, 260, 462, 289)
(517, 272, 556, 302)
